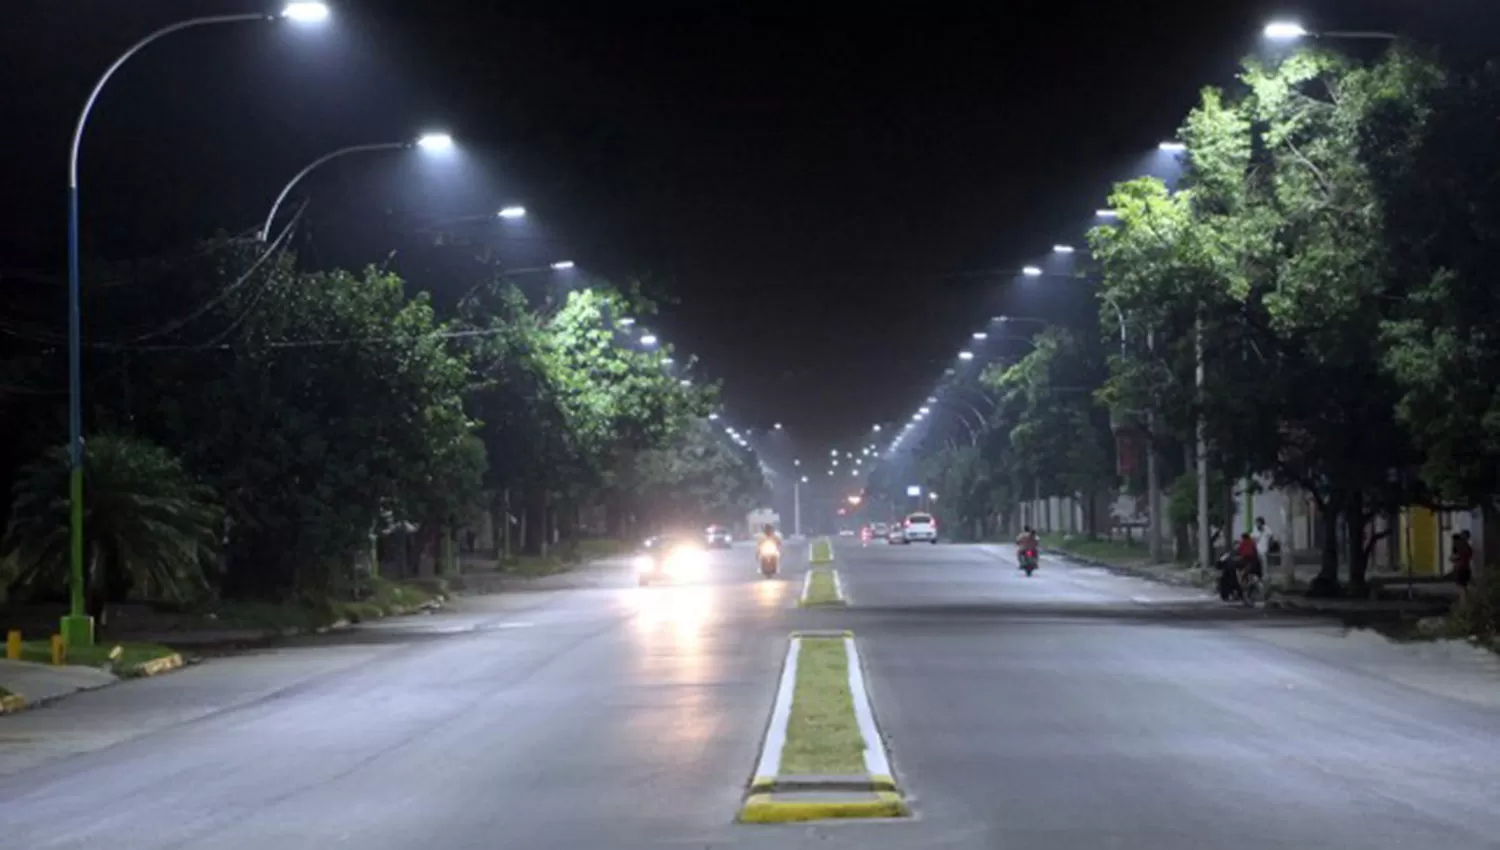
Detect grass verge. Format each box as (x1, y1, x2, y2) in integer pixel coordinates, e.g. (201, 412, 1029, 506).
(800, 569, 844, 607)
(810, 538, 834, 563)
(1039, 532, 1154, 565)
(781, 637, 865, 775)
(20, 639, 176, 672)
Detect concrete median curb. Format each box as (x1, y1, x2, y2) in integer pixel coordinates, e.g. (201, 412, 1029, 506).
(798, 568, 847, 607)
(740, 631, 907, 823)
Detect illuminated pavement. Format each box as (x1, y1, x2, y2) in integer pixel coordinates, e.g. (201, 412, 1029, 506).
(3, 540, 1499, 850)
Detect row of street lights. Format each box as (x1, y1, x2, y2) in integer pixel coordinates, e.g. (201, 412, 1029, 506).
(60, 3, 589, 645)
(871, 17, 1396, 558)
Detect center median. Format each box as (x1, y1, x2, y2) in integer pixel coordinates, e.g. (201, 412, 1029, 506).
(740, 631, 906, 823)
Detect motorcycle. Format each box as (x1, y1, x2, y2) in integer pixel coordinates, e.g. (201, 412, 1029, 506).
(1018, 547, 1039, 576)
(758, 538, 781, 578)
(1216, 552, 1263, 606)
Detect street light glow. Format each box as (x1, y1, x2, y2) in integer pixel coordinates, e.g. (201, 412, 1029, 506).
(661, 356, 675, 364)
(618, 317, 636, 327)
(919, 407, 931, 415)
(415, 132, 455, 152)
(1095, 209, 1119, 219)
(1053, 244, 1076, 254)
(497, 206, 527, 219)
(550, 260, 576, 270)
(872, 424, 882, 432)
(282, 2, 331, 23)
(972, 331, 988, 340)
(708, 413, 719, 420)
(1158, 141, 1187, 153)
(794, 458, 801, 466)
(639, 333, 658, 346)
(1021, 266, 1043, 277)
(774, 422, 783, 430)
(958, 351, 976, 361)
(1264, 21, 1308, 40)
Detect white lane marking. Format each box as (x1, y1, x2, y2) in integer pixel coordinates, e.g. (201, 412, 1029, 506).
(832, 569, 847, 603)
(845, 636, 893, 780)
(491, 622, 535, 629)
(753, 637, 801, 784)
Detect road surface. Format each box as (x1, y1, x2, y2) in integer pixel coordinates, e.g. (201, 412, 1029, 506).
(2, 541, 1499, 850)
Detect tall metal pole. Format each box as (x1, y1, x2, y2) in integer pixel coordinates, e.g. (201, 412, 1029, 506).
(1146, 329, 1162, 562)
(793, 481, 801, 538)
(1195, 315, 1211, 568)
(64, 11, 270, 649)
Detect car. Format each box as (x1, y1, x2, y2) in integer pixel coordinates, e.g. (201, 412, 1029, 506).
(705, 525, 733, 548)
(901, 512, 938, 544)
(634, 535, 707, 586)
(886, 526, 904, 544)
(870, 522, 890, 538)
(838, 528, 856, 537)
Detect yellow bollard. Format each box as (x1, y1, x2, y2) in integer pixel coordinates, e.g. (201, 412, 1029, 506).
(51, 634, 66, 666)
(5, 630, 20, 660)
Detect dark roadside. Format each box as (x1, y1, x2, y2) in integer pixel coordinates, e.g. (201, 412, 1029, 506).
(1035, 532, 1486, 643)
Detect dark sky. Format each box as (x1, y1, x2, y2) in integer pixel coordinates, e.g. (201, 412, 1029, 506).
(5, 0, 1500, 457)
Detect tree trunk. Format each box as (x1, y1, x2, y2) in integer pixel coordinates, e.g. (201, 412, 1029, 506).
(1482, 500, 1500, 578)
(1343, 496, 1371, 596)
(1309, 493, 1343, 597)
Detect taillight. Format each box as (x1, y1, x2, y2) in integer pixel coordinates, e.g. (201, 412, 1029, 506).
(903, 519, 911, 527)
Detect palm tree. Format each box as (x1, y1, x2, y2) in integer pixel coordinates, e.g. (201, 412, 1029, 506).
(3, 434, 221, 623)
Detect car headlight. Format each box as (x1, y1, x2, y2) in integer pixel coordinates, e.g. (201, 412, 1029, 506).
(664, 546, 704, 576)
(634, 554, 656, 573)
(758, 540, 780, 557)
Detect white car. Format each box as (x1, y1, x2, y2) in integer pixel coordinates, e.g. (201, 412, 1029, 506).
(870, 522, 890, 537)
(901, 513, 938, 544)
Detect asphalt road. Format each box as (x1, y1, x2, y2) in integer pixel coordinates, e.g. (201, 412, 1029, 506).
(2, 539, 1499, 850)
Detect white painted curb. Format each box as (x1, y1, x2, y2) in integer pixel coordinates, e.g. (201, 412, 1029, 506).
(832, 569, 846, 603)
(753, 637, 801, 785)
(800, 570, 814, 605)
(844, 636, 893, 780)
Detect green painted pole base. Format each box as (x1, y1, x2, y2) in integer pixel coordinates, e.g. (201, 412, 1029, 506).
(60, 614, 94, 648)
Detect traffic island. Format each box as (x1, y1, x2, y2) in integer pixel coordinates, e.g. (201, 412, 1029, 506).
(809, 537, 835, 565)
(740, 631, 907, 823)
(799, 568, 846, 607)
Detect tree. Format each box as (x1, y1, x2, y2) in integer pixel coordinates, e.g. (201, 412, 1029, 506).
(1377, 62, 1500, 542)
(631, 418, 766, 529)
(3, 434, 220, 623)
(119, 256, 478, 599)
(1092, 49, 1444, 591)
(983, 327, 1117, 537)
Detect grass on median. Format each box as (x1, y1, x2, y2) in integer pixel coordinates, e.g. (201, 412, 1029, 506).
(810, 538, 834, 563)
(19, 639, 176, 671)
(781, 637, 866, 775)
(800, 569, 844, 607)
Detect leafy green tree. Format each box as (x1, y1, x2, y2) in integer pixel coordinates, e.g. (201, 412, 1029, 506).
(3, 434, 220, 622)
(632, 418, 766, 529)
(122, 258, 476, 599)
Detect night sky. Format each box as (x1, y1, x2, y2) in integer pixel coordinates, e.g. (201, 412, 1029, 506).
(5, 0, 1499, 457)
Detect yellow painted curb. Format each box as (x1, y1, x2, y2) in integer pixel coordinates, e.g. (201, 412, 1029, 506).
(739, 791, 908, 824)
(750, 775, 775, 792)
(869, 773, 897, 791)
(0, 693, 29, 715)
(130, 653, 184, 678)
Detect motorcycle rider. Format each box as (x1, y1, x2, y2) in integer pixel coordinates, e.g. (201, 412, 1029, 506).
(1016, 525, 1039, 569)
(756, 523, 781, 554)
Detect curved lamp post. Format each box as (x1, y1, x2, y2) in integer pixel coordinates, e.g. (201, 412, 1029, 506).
(258, 132, 454, 242)
(63, 3, 331, 647)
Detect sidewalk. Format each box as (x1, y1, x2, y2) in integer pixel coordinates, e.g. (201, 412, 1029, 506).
(0, 659, 117, 713)
(1039, 535, 1460, 619)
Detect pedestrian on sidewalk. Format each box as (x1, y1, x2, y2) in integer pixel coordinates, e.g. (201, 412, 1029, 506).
(1253, 516, 1281, 578)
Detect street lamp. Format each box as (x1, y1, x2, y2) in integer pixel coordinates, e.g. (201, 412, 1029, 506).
(261, 131, 458, 241)
(774, 422, 783, 430)
(1157, 141, 1187, 153)
(618, 317, 636, 327)
(1095, 209, 1119, 219)
(497, 205, 527, 219)
(957, 351, 976, 361)
(1262, 20, 1397, 41)
(550, 260, 576, 270)
(1052, 244, 1076, 254)
(639, 333, 659, 347)
(871, 424, 882, 432)
(972, 331, 988, 340)
(1021, 266, 1043, 277)
(62, 1, 331, 647)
